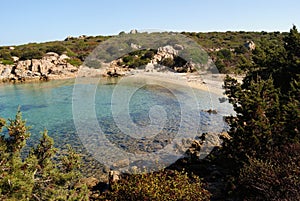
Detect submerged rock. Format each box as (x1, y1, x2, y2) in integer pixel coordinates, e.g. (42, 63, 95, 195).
(205, 109, 218, 114)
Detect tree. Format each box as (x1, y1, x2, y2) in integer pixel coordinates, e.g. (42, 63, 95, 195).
(0, 110, 89, 200)
(222, 25, 300, 200)
(223, 76, 281, 165)
(7, 109, 31, 154)
(245, 26, 300, 94)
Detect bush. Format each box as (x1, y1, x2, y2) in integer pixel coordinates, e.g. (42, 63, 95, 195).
(141, 50, 156, 59)
(122, 55, 134, 63)
(235, 45, 248, 54)
(217, 49, 232, 60)
(106, 170, 211, 201)
(238, 143, 300, 201)
(215, 58, 226, 73)
(0, 50, 12, 61)
(161, 57, 175, 67)
(46, 45, 67, 55)
(1, 59, 14, 65)
(19, 48, 44, 60)
(66, 58, 82, 67)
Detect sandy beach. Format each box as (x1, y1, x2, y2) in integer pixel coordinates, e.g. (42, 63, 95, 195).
(118, 71, 241, 96)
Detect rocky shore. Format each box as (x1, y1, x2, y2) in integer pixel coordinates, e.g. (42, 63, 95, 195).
(0, 44, 243, 97)
(0, 52, 79, 82)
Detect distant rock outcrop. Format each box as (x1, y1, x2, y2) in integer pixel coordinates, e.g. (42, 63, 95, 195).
(152, 45, 178, 63)
(129, 29, 138, 34)
(0, 52, 78, 82)
(244, 40, 256, 51)
(104, 44, 199, 76)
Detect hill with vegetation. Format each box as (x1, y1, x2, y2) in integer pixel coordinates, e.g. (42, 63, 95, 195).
(0, 30, 287, 75)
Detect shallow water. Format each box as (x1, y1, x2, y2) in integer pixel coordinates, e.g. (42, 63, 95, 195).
(0, 77, 234, 174)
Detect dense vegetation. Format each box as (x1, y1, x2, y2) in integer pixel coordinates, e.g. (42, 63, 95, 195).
(0, 35, 109, 67)
(221, 25, 300, 200)
(0, 30, 287, 73)
(182, 31, 286, 73)
(104, 171, 211, 201)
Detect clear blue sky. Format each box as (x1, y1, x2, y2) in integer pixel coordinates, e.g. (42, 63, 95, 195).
(1, 0, 299, 46)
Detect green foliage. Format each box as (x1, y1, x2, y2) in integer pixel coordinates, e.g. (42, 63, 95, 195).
(0, 31, 288, 74)
(234, 44, 248, 54)
(46, 45, 67, 55)
(222, 25, 300, 199)
(7, 109, 31, 154)
(217, 49, 232, 60)
(66, 58, 82, 67)
(161, 57, 175, 67)
(214, 58, 227, 73)
(0, 118, 5, 131)
(1, 59, 14, 65)
(106, 170, 211, 201)
(223, 76, 281, 164)
(223, 25, 300, 162)
(19, 48, 44, 60)
(119, 49, 156, 68)
(0, 110, 89, 200)
(0, 49, 14, 65)
(0, 49, 12, 60)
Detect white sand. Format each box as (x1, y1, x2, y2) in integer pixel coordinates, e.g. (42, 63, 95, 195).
(122, 71, 229, 96)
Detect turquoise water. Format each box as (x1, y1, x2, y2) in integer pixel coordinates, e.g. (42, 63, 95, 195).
(0, 78, 233, 173)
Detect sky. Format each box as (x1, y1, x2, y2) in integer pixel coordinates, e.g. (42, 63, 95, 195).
(0, 0, 299, 46)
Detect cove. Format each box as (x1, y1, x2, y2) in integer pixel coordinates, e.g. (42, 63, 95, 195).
(0, 77, 233, 174)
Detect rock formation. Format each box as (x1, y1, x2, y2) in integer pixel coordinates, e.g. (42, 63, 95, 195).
(152, 45, 179, 64)
(244, 40, 256, 51)
(129, 29, 138, 34)
(0, 52, 78, 82)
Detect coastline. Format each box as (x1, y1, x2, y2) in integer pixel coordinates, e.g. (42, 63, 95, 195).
(1, 65, 244, 96)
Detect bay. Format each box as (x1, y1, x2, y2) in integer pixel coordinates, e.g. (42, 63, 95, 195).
(0, 77, 233, 175)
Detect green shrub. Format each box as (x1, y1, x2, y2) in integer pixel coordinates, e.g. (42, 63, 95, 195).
(1, 59, 14, 65)
(106, 170, 211, 201)
(215, 58, 226, 73)
(66, 49, 77, 57)
(161, 57, 175, 67)
(217, 49, 232, 60)
(19, 49, 44, 60)
(122, 55, 134, 63)
(66, 58, 82, 67)
(0, 50, 12, 60)
(235, 45, 248, 54)
(46, 45, 67, 55)
(142, 50, 156, 59)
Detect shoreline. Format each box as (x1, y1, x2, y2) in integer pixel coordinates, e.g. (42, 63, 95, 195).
(116, 71, 238, 96)
(1, 67, 244, 96)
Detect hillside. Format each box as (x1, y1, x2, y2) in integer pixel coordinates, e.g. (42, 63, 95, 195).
(0, 31, 287, 78)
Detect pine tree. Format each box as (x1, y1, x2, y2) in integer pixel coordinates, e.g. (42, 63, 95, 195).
(222, 25, 300, 200)
(0, 110, 89, 200)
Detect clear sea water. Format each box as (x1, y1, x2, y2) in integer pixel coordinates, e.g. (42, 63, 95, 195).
(0, 77, 233, 174)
